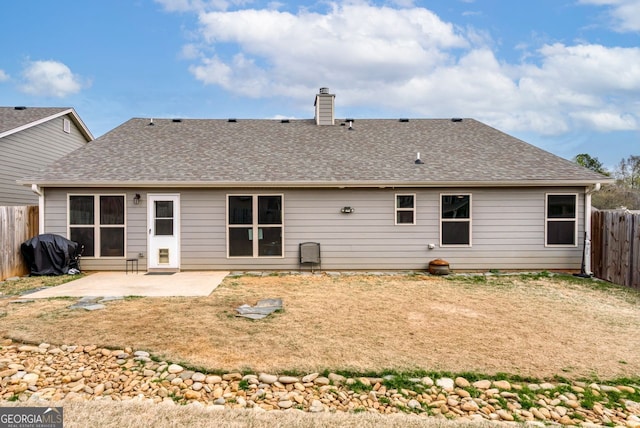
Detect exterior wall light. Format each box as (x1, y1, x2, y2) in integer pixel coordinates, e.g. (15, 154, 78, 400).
(341, 206, 354, 214)
(133, 194, 141, 205)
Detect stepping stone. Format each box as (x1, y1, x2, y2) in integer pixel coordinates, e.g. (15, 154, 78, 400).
(236, 298, 283, 319)
(99, 296, 124, 303)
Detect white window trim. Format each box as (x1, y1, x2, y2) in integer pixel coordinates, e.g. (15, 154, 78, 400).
(545, 193, 578, 248)
(63, 118, 71, 133)
(395, 193, 416, 225)
(67, 193, 127, 258)
(439, 193, 472, 247)
(226, 194, 285, 258)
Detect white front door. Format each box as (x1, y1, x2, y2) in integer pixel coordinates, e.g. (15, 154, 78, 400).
(147, 194, 180, 270)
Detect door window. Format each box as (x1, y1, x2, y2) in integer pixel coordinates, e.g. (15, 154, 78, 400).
(154, 201, 174, 236)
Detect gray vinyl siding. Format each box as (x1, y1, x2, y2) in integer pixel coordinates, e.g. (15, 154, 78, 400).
(43, 187, 586, 271)
(0, 116, 87, 205)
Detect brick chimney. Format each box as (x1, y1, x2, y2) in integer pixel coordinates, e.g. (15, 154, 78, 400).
(314, 87, 335, 125)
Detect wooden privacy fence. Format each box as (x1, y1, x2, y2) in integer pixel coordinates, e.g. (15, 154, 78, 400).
(0, 206, 39, 281)
(591, 209, 640, 289)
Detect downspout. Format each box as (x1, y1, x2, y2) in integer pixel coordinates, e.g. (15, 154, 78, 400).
(584, 183, 601, 275)
(31, 184, 44, 234)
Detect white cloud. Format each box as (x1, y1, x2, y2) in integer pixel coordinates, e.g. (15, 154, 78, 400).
(579, 0, 640, 32)
(20, 60, 87, 98)
(570, 110, 637, 131)
(0, 70, 9, 82)
(180, 43, 201, 59)
(389, 0, 415, 7)
(503, 43, 640, 133)
(532, 43, 640, 93)
(170, 2, 640, 136)
(192, 3, 467, 98)
(189, 53, 270, 96)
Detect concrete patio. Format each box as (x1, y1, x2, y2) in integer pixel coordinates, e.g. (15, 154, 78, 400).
(23, 271, 229, 298)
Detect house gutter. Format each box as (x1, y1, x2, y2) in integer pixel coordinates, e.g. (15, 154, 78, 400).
(583, 182, 602, 275)
(20, 179, 613, 189)
(31, 184, 44, 234)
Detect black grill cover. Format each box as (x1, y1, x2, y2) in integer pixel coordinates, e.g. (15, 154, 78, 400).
(21, 234, 80, 276)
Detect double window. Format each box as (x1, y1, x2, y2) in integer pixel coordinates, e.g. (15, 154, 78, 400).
(440, 194, 471, 246)
(395, 194, 416, 225)
(69, 195, 125, 257)
(546, 194, 577, 246)
(227, 195, 283, 257)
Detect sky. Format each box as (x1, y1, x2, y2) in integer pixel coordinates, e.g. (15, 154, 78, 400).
(1, 0, 639, 171)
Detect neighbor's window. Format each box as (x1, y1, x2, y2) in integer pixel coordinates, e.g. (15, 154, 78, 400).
(546, 194, 577, 246)
(228, 194, 283, 257)
(69, 195, 125, 257)
(395, 194, 416, 225)
(441, 194, 471, 246)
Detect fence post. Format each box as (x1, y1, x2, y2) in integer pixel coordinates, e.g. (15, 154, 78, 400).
(0, 205, 39, 281)
(632, 213, 639, 289)
(591, 209, 640, 289)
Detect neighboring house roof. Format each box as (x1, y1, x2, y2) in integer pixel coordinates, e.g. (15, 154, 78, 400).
(22, 117, 609, 188)
(0, 107, 94, 141)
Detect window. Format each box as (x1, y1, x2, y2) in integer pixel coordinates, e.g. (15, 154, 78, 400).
(228, 195, 283, 257)
(63, 118, 71, 133)
(69, 195, 125, 257)
(441, 194, 471, 246)
(546, 194, 577, 246)
(154, 201, 174, 235)
(395, 194, 416, 225)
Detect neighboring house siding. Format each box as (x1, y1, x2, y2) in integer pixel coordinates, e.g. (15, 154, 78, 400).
(43, 187, 586, 271)
(0, 116, 87, 205)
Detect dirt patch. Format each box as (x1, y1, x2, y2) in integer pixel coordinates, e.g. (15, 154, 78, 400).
(1, 273, 638, 380)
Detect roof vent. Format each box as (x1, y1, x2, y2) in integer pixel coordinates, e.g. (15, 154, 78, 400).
(228, 118, 237, 123)
(451, 118, 463, 122)
(148, 118, 155, 126)
(280, 119, 290, 123)
(14, 106, 27, 110)
(399, 118, 409, 122)
(415, 152, 424, 165)
(319, 87, 329, 94)
(172, 118, 182, 123)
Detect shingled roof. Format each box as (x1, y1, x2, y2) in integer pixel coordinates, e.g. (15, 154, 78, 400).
(0, 107, 94, 141)
(22, 117, 607, 188)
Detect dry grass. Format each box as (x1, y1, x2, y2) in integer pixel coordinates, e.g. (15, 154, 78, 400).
(1, 273, 639, 380)
(0, 401, 489, 428)
(0, 274, 83, 296)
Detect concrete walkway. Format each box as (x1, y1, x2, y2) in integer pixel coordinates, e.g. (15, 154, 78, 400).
(23, 271, 229, 298)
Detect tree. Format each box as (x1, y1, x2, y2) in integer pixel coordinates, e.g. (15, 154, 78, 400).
(574, 153, 640, 210)
(615, 155, 640, 190)
(573, 153, 610, 176)
(591, 185, 640, 210)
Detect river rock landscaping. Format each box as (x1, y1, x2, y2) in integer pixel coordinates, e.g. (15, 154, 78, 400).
(1, 339, 639, 426)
